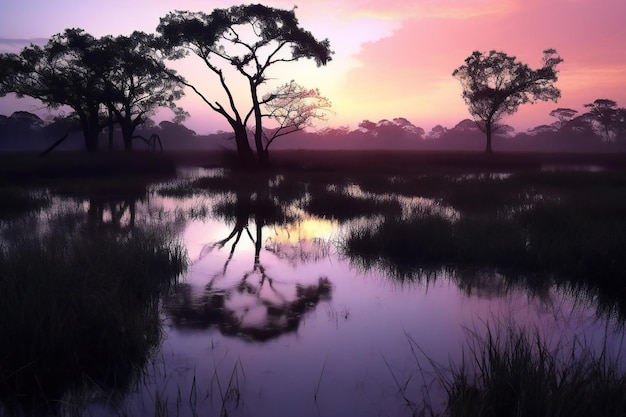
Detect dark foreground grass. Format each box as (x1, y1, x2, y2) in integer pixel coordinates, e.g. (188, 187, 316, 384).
(0, 187, 49, 218)
(0, 229, 188, 416)
(413, 325, 626, 417)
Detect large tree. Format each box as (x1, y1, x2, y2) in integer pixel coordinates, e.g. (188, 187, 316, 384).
(0, 29, 109, 151)
(101, 32, 186, 151)
(0, 29, 185, 153)
(453, 49, 563, 153)
(157, 5, 333, 166)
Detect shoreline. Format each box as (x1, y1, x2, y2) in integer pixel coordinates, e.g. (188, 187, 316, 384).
(1, 149, 626, 183)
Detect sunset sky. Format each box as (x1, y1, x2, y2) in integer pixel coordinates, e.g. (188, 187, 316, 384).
(1, 0, 625, 135)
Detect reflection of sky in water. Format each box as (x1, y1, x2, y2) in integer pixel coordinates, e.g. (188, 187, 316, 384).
(15, 180, 619, 417)
(109, 189, 624, 417)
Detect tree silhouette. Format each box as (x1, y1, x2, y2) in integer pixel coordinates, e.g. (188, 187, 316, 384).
(549, 107, 578, 129)
(0, 29, 109, 151)
(583, 99, 622, 142)
(260, 80, 331, 151)
(453, 49, 563, 153)
(0, 29, 185, 153)
(157, 5, 333, 166)
(100, 32, 186, 151)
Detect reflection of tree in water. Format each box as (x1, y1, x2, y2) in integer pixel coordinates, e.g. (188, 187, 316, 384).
(166, 276, 332, 342)
(165, 184, 333, 342)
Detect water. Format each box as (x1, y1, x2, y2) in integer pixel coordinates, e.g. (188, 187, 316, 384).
(1, 169, 624, 417)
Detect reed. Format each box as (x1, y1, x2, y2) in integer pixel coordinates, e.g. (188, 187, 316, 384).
(0, 228, 188, 415)
(409, 324, 626, 417)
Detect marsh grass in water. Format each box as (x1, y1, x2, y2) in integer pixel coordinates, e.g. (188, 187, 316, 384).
(0, 187, 50, 218)
(0, 229, 188, 416)
(341, 170, 626, 321)
(304, 186, 402, 221)
(410, 325, 626, 417)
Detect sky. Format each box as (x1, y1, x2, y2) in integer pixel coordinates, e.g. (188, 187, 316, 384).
(1, 0, 625, 135)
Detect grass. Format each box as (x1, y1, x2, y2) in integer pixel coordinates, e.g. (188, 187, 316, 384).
(3, 150, 626, 415)
(408, 324, 626, 417)
(0, 151, 179, 184)
(304, 185, 403, 221)
(340, 170, 626, 323)
(0, 186, 50, 218)
(0, 227, 188, 416)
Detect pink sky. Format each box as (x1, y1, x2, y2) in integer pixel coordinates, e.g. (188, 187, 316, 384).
(1, 0, 625, 134)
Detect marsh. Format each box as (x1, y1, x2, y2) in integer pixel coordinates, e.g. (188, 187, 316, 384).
(1, 153, 626, 417)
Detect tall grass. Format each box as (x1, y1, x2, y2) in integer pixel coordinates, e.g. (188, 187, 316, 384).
(0, 228, 188, 416)
(0, 187, 50, 218)
(304, 186, 402, 222)
(341, 170, 626, 317)
(410, 324, 626, 417)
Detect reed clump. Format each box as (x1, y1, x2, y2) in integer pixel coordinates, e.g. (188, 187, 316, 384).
(0, 229, 188, 415)
(427, 325, 626, 417)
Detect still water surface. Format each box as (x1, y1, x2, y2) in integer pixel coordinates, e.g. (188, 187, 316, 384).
(2, 168, 623, 417)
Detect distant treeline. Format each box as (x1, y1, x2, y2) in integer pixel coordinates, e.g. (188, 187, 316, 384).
(1, 104, 625, 153)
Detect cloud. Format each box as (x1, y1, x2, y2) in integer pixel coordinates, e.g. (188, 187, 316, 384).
(332, 0, 626, 130)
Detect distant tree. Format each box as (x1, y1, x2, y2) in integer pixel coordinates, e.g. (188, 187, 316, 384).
(549, 107, 578, 129)
(317, 126, 350, 137)
(426, 125, 448, 140)
(527, 124, 557, 136)
(496, 124, 515, 137)
(157, 5, 332, 167)
(392, 117, 425, 137)
(453, 118, 483, 132)
(101, 32, 186, 151)
(453, 49, 563, 153)
(260, 80, 331, 151)
(43, 113, 82, 139)
(583, 99, 621, 141)
(615, 108, 626, 142)
(358, 120, 377, 133)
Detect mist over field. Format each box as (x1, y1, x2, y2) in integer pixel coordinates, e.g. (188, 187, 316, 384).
(1, 111, 624, 154)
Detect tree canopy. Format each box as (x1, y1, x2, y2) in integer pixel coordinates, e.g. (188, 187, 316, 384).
(0, 29, 185, 152)
(0, 29, 108, 151)
(583, 99, 625, 142)
(100, 32, 186, 150)
(453, 49, 563, 153)
(157, 4, 333, 166)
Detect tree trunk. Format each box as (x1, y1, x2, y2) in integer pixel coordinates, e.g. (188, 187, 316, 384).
(85, 127, 100, 152)
(233, 123, 255, 166)
(121, 123, 134, 151)
(485, 121, 493, 154)
(108, 112, 114, 151)
(250, 82, 268, 168)
(257, 148, 269, 167)
(82, 112, 101, 152)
